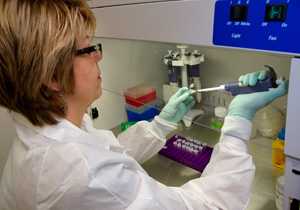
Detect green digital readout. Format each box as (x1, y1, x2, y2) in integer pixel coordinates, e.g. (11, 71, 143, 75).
(265, 4, 287, 22)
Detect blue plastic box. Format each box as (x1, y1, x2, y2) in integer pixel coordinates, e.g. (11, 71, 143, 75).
(126, 106, 160, 121)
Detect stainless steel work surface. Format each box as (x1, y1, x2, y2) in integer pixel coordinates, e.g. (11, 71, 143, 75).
(142, 125, 284, 210)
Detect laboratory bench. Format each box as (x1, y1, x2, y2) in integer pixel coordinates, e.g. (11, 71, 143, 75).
(113, 120, 284, 210)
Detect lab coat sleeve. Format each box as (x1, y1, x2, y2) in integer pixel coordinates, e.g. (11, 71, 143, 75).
(176, 116, 255, 210)
(117, 116, 177, 163)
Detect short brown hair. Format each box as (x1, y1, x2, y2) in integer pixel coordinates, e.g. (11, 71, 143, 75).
(0, 0, 96, 126)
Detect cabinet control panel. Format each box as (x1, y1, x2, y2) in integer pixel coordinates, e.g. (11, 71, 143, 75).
(213, 0, 300, 54)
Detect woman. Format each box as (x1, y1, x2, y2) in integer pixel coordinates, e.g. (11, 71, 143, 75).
(0, 1, 287, 210)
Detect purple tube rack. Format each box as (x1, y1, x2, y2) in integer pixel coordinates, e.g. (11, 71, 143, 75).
(159, 135, 213, 172)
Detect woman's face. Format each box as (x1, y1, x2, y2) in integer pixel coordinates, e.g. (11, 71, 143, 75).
(71, 37, 102, 107)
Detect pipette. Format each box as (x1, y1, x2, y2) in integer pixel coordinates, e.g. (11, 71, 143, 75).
(191, 65, 278, 96)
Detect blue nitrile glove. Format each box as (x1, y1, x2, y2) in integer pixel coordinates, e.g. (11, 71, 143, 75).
(228, 71, 288, 121)
(159, 87, 196, 123)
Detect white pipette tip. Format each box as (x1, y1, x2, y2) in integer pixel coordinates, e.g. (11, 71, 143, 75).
(191, 85, 226, 94)
(190, 90, 197, 94)
(189, 83, 197, 94)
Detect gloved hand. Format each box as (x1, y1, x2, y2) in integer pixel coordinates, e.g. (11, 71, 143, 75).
(228, 71, 288, 121)
(159, 87, 195, 123)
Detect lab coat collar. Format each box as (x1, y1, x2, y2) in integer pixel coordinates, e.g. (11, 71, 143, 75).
(11, 112, 87, 140)
(11, 112, 119, 151)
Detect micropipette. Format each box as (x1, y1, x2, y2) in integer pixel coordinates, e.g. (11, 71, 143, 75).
(191, 65, 278, 96)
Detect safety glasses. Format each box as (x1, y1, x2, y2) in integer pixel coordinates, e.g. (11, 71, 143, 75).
(76, 43, 102, 56)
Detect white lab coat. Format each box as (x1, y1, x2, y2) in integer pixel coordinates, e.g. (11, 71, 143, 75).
(0, 112, 255, 210)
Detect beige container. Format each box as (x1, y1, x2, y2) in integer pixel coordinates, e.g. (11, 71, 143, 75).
(254, 106, 284, 138)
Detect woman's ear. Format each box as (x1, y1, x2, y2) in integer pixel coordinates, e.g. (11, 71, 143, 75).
(48, 81, 61, 92)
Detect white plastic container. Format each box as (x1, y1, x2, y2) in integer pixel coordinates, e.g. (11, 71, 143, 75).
(254, 106, 284, 138)
(275, 176, 285, 210)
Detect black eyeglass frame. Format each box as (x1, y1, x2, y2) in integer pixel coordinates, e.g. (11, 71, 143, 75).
(76, 43, 102, 56)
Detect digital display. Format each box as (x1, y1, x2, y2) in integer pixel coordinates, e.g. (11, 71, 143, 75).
(230, 5, 248, 21)
(265, 4, 287, 22)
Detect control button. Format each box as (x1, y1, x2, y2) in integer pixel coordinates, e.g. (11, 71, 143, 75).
(265, 4, 287, 22)
(292, 169, 300, 175)
(230, 5, 248, 21)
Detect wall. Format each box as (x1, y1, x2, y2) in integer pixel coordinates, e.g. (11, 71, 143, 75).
(192, 46, 291, 88)
(91, 39, 291, 130)
(91, 38, 173, 129)
(190, 45, 291, 113)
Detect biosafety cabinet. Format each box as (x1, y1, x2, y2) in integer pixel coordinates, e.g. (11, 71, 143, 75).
(87, 0, 215, 46)
(88, 0, 300, 209)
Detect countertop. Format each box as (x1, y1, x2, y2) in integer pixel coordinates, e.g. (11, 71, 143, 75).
(141, 124, 284, 210)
